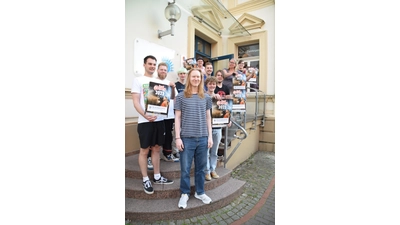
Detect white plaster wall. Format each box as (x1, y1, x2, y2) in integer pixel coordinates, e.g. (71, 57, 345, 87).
(125, 0, 191, 117)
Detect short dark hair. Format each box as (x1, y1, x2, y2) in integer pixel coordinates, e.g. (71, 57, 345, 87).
(144, 55, 157, 64)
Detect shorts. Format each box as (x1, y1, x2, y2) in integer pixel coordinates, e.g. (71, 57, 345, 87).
(137, 121, 165, 149)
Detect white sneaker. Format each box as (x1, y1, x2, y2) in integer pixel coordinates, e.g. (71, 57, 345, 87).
(178, 194, 189, 209)
(147, 157, 153, 170)
(194, 193, 212, 204)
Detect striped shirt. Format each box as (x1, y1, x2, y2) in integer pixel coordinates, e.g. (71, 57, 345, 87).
(174, 92, 212, 138)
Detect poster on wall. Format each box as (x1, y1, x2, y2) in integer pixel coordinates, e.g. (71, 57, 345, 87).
(211, 98, 232, 127)
(145, 81, 171, 116)
(133, 38, 176, 75)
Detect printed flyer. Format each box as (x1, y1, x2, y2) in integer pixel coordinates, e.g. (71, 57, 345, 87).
(232, 74, 247, 90)
(145, 81, 171, 116)
(211, 98, 233, 126)
(232, 89, 246, 111)
(247, 68, 257, 83)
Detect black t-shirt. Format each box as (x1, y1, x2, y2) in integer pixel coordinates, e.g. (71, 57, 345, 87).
(214, 84, 230, 98)
(175, 81, 185, 93)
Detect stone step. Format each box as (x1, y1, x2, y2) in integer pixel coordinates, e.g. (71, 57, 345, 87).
(126, 167, 232, 199)
(125, 178, 245, 222)
(125, 153, 194, 179)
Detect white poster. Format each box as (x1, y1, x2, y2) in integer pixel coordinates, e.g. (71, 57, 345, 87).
(133, 38, 176, 75)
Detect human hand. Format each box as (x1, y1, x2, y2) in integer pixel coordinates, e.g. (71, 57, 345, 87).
(176, 138, 184, 151)
(214, 94, 222, 100)
(208, 137, 213, 148)
(144, 114, 157, 122)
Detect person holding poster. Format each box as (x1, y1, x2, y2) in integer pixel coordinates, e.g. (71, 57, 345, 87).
(204, 76, 232, 181)
(222, 58, 237, 90)
(174, 68, 213, 209)
(131, 55, 173, 195)
(214, 69, 231, 98)
(156, 62, 179, 162)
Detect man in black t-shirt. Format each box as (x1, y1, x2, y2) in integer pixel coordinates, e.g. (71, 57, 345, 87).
(175, 67, 187, 93)
(214, 69, 231, 98)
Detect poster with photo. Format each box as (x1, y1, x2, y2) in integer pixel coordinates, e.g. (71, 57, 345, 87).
(247, 68, 257, 83)
(211, 98, 233, 126)
(232, 74, 247, 90)
(145, 81, 171, 116)
(232, 89, 246, 111)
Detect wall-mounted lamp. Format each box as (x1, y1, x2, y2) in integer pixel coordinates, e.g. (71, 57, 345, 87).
(158, 1, 181, 39)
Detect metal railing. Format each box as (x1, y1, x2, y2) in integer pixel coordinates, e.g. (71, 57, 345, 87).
(221, 86, 268, 167)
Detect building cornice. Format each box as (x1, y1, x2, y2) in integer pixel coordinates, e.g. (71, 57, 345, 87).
(228, 0, 275, 16)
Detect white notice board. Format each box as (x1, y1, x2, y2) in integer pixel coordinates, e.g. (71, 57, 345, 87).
(133, 38, 176, 75)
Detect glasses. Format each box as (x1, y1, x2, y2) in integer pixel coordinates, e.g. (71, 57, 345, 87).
(229, 61, 236, 64)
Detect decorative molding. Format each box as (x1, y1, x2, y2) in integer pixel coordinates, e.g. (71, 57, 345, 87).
(125, 88, 131, 99)
(125, 117, 138, 124)
(202, 0, 227, 18)
(229, 0, 275, 16)
(229, 13, 265, 33)
(191, 5, 223, 31)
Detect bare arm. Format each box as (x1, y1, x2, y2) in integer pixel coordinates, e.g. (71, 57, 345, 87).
(174, 110, 184, 151)
(169, 81, 176, 99)
(206, 109, 213, 149)
(223, 69, 232, 78)
(131, 93, 157, 122)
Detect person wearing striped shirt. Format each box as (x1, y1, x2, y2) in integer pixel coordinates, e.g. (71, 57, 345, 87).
(174, 68, 213, 209)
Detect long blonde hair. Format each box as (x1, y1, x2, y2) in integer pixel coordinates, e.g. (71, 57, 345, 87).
(184, 68, 205, 98)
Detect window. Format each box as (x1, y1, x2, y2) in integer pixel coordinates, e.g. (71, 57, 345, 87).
(238, 43, 259, 59)
(195, 36, 211, 62)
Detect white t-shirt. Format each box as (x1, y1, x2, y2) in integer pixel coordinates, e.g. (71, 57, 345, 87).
(131, 75, 170, 123)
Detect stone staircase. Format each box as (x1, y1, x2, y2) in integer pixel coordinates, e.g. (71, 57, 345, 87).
(125, 153, 246, 222)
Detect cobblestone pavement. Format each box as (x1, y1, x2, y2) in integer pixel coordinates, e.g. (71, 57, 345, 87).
(126, 150, 275, 225)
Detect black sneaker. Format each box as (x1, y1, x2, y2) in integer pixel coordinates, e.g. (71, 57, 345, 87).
(143, 180, 154, 194)
(153, 176, 174, 184)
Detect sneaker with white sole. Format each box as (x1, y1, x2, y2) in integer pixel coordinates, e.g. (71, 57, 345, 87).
(143, 180, 154, 194)
(194, 193, 212, 204)
(167, 154, 179, 162)
(147, 157, 153, 170)
(173, 152, 180, 159)
(178, 193, 189, 209)
(153, 176, 174, 184)
(161, 153, 179, 162)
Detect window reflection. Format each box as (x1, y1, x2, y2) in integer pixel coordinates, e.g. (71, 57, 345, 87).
(238, 44, 259, 58)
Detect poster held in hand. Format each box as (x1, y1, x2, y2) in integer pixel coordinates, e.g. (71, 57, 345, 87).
(145, 81, 171, 116)
(211, 98, 233, 127)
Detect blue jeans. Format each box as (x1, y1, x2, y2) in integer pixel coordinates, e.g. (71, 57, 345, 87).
(205, 129, 221, 174)
(180, 136, 208, 195)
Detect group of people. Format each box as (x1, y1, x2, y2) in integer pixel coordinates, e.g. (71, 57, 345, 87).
(131, 55, 250, 210)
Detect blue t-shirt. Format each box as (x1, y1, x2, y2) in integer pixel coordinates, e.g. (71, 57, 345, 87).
(175, 81, 185, 93)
